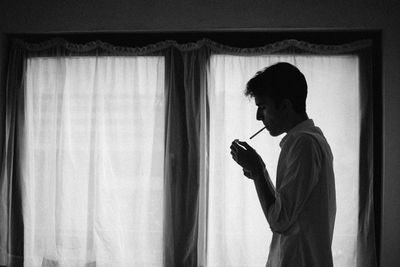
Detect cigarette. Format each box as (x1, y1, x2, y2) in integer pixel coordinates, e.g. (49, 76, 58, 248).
(249, 126, 266, 139)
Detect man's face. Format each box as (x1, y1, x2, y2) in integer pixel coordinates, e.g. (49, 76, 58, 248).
(255, 95, 286, 137)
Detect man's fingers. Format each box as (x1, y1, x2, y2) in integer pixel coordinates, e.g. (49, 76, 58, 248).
(230, 141, 245, 154)
(230, 150, 238, 161)
(237, 140, 253, 150)
(230, 143, 238, 152)
(232, 140, 248, 151)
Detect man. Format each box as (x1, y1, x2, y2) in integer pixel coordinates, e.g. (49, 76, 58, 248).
(230, 62, 336, 267)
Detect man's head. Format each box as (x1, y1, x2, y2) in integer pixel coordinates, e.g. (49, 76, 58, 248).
(245, 62, 308, 136)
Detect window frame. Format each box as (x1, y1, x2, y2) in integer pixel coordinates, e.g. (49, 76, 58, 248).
(4, 30, 382, 266)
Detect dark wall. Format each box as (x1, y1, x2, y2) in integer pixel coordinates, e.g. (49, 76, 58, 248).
(1, 0, 399, 266)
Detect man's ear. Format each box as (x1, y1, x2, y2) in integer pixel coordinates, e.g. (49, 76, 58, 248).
(280, 99, 293, 111)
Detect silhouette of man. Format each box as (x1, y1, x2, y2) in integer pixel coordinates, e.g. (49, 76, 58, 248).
(230, 62, 336, 267)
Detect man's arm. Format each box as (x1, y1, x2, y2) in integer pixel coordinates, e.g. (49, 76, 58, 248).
(266, 135, 321, 234)
(251, 167, 276, 221)
(230, 140, 276, 219)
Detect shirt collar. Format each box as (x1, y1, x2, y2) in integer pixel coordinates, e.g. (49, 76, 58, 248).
(279, 119, 315, 148)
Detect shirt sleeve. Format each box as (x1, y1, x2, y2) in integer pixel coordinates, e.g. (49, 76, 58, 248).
(266, 134, 322, 234)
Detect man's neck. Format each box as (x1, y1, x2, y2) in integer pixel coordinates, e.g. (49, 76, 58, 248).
(285, 113, 309, 133)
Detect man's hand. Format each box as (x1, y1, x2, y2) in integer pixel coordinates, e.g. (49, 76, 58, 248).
(230, 139, 265, 179)
(243, 169, 252, 179)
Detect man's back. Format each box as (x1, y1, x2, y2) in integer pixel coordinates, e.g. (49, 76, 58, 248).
(266, 119, 336, 267)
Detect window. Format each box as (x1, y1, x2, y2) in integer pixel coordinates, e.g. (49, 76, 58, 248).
(207, 55, 360, 266)
(1, 36, 378, 267)
(22, 56, 165, 266)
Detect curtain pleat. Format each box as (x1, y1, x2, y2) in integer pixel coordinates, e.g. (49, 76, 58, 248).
(357, 46, 377, 267)
(164, 47, 192, 267)
(1, 45, 26, 266)
(0, 38, 376, 267)
(163, 46, 210, 267)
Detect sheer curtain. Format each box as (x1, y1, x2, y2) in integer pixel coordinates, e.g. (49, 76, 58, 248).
(22, 56, 165, 266)
(0, 39, 208, 267)
(207, 55, 360, 266)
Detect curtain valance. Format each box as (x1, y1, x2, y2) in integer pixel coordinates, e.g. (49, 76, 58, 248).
(12, 38, 372, 55)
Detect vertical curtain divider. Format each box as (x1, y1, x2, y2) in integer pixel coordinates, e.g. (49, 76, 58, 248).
(357, 46, 377, 267)
(163, 45, 211, 267)
(1, 43, 25, 267)
(197, 47, 210, 267)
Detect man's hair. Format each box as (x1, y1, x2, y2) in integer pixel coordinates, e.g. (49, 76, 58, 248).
(245, 62, 308, 113)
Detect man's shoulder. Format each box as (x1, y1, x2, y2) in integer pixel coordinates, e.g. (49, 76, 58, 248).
(289, 131, 321, 151)
(285, 129, 329, 155)
(292, 128, 333, 160)
(288, 128, 323, 145)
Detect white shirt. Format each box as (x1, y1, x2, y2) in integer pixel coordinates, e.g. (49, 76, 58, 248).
(265, 119, 336, 267)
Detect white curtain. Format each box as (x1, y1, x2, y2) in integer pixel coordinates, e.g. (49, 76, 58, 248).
(206, 55, 360, 267)
(21, 56, 165, 267)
